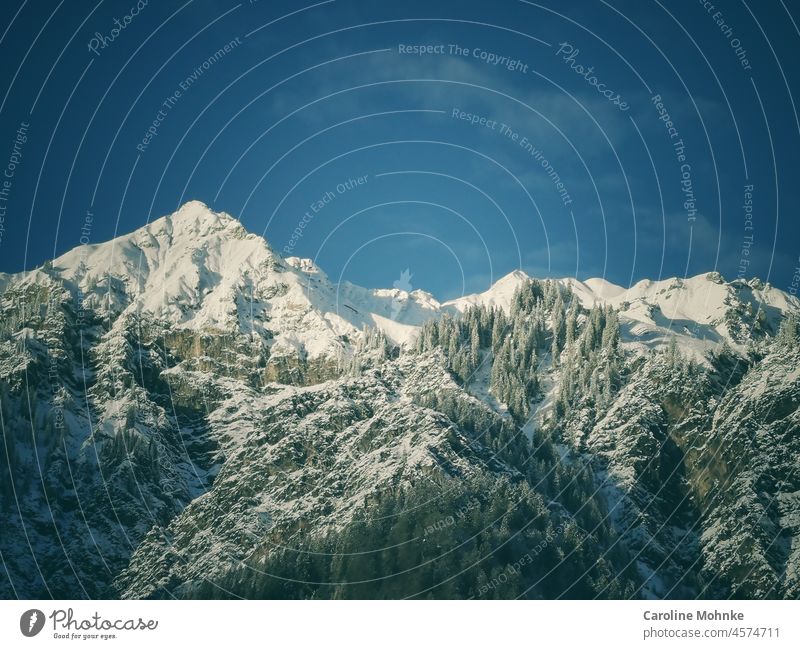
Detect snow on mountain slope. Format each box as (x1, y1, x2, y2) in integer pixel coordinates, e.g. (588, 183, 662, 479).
(603, 273, 794, 327)
(8, 201, 798, 360)
(444, 269, 530, 313)
(583, 277, 627, 299)
(444, 269, 797, 358)
(12, 202, 445, 358)
(585, 273, 798, 356)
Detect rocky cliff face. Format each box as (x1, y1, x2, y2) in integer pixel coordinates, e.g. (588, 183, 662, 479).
(1, 202, 798, 599)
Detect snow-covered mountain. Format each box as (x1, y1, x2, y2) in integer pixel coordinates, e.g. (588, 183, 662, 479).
(40, 201, 442, 353)
(9, 201, 794, 358)
(452, 269, 795, 358)
(1, 201, 798, 600)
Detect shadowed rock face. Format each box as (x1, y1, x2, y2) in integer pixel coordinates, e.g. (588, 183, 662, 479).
(1, 202, 798, 599)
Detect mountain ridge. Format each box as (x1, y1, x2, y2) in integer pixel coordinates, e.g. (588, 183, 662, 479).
(3, 201, 796, 358)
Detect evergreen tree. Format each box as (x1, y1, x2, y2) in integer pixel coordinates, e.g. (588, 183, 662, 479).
(565, 303, 578, 348)
(776, 314, 800, 348)
(602, 308, 620, 351)
(470, 321, 480, 367)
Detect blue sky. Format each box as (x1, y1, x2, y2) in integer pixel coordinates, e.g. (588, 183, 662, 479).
(1, 0, 799, 300)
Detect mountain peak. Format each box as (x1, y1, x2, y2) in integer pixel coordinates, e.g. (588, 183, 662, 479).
(444, 269, 530, 313)
(145, 201, 243, 242)
(174, 199, 214, 216)
(170, 200, 238, 226)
